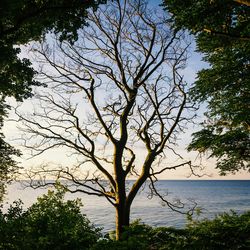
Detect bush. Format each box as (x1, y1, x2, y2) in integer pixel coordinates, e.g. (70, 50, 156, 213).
(0, 200, 28, 250)
(92, 212, 250, 250)
(0, 185, 101, 250)
(184, 211, 250, 250)
(91, 221, 152, 250)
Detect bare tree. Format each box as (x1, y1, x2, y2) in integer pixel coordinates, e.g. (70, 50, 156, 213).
(16, 0, 197, 239)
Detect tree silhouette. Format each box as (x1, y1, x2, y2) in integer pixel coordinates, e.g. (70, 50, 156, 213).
(17, 0, 197, 239)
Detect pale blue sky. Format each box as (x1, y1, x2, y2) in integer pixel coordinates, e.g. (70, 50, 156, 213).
(3, 0, 250, 180)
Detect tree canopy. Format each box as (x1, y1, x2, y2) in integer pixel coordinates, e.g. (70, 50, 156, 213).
(0, 0, 104, 201)
(163, 0, 250, 174)
(1, 0, 104, 103)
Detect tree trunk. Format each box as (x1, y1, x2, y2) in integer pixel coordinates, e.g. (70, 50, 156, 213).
(234, 0, 250, 7)
(115, 201, 130, 240)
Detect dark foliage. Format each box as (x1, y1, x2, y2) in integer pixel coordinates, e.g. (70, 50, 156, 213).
(0, 0, 105, 200)
(163, 0, 250, 174)
(92, 212, 250, 250)
(0, 185, 101, 250)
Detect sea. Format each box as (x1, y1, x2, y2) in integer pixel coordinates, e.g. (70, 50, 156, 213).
(3, 180, 250, 233)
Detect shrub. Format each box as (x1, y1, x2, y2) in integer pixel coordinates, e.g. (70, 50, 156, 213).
(92, 212, 250, 250)
(0, 185, 101, 250)
(184, 211, 250, 250)
(91, 221, 152, 250)
(0, 200, 27, 249)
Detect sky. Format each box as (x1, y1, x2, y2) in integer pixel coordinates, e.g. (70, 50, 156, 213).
(3, 0, 250, 180)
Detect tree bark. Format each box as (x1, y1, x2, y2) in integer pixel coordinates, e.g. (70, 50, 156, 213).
(115, 201, 130, 240)
(234, 0, 250, 7)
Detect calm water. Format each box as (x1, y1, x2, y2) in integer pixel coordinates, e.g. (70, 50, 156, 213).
(4, 180, 250, 232)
